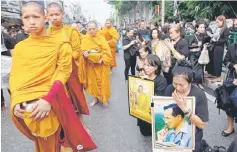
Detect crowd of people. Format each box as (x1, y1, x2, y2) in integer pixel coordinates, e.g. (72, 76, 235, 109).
(1, 1, 237, 152)
(121, 17, 237, 151)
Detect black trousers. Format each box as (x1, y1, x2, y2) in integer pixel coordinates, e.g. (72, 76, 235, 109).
(124, 55, 137, 80)
(1, 89, 10, 107)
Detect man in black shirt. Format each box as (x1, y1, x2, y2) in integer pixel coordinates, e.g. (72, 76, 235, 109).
(136, 21, 150, 44)
(13, 24, 29, 48)
(1, 27, 14, 110)
(122, 28, 139, 81)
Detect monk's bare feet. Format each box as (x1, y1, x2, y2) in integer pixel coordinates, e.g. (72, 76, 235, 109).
(89, 98, 99, 107)
(103, 103, 108, 108)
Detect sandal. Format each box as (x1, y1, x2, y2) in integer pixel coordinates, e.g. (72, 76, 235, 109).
(221, 129, 235, 137)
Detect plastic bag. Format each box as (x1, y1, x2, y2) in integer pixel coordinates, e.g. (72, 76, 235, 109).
(198, 44, 210, 64)
(116, 40, 123, 52)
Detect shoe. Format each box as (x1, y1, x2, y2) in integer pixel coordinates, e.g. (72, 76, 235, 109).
(221, 129, 235, 137)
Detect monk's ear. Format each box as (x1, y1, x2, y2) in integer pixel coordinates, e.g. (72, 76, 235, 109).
(44, 15, 48, 23)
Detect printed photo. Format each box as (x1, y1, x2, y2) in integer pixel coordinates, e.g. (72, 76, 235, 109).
(128, 76, 154, 123)
(151, 96, 195, 151)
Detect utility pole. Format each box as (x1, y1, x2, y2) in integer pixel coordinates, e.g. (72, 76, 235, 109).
(161, 0, 165, 26)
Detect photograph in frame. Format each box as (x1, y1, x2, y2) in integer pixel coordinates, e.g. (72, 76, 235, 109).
(128, 75, 155, 123)
(151, 96, 196, 152)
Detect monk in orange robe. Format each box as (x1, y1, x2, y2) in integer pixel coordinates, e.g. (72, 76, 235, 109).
(101, 19, 119, 69)
(46, 2, 90, 135)
(79, 21, 112, 107)
(10, 2, 96, 152)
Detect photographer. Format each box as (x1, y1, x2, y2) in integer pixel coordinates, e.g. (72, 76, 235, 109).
(122, 28, 139, 81)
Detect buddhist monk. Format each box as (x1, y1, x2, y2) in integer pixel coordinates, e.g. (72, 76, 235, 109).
(79, 21, 112, 107)
(101, 19, 119, 69)
(10, 2, 96, 152)
(46, 2, 91, 135)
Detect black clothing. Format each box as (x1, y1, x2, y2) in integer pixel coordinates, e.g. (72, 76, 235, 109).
(223, 42, 237, 117)
(137, 75, 167, 136)
(206, 27, 229, 77)
(1, 32, 14, 56)
(13, 32, 29, 47)
(188, 33, 210, 84)
(124, 56, 136, 80)
(122, 35, 139, 80)
(164, 38, 190, 85)
(137, 29, 150, 42)
(164, 85, 209, 152)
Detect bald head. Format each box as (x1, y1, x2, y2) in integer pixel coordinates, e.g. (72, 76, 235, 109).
(22, 1, 45, 15)
(47, 2, 63, 12)
(87, 21, 98, 36)
(87, 21, 98, 28)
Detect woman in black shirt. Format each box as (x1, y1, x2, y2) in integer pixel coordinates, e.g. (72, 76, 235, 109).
(222, 42, 237, 137)
(137, 54, 167, 136)
(164, 67, 209, 152)
(188, 22, 210, 90)
(206, 15, 229, 82)
(164, 24, 190, 85)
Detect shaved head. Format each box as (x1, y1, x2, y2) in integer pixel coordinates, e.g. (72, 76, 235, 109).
(87, 21, 98, 36)
(22, 1, 45, 15)
(47, 2, 63, 12)
(87, 21, 98, 28)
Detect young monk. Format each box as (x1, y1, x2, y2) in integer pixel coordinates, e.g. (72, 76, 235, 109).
(79, 21, 112, 107)
(10, 2, 96, 152)
(101, 19, 119, 69)
(46, 2, 91, 135)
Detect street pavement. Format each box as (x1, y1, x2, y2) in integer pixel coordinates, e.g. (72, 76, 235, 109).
(1, 52, 236, 152)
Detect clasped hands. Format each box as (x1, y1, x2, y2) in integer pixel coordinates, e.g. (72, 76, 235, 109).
(14, 98, 51, 121)
(83, 50, 103, 64)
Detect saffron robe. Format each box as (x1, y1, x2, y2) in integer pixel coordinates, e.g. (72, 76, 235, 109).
(9, 35, 96, 152)
(79, 31, 112, 104)
(47, 25, 89, 115)
(101, 26, 119, 67)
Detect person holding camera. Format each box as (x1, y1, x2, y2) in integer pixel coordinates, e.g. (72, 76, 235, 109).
(122, 28, 139, 81)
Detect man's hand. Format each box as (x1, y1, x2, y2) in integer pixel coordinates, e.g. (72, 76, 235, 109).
(13, 104, 25, 119)
(157, 127, 168, 142)
(30, 99, 51, 121)
(130, 40, 135, 46)
(83, 51, 89, 58)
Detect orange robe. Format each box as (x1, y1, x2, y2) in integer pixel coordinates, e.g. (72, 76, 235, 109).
(47, 25, 89, 115)
(79, 31, 112, 104)
(101, 26, 119, 67)
(47, 25, 82, 73)
(9, 35, 72, 152)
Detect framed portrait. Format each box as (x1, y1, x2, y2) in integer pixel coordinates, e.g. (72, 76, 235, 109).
(151, 96, 196, 152)
(128, 75, 154, 123)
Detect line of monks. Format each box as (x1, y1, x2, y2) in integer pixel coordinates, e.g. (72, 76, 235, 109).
(9, 1, 119, 152)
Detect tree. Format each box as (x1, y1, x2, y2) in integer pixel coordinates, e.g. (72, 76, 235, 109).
(178, 1, 237, 22)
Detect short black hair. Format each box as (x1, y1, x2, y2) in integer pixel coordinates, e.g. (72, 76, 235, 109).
(151, 28, 160, 39)
(146, 54, 162, 76)
(164, 103, 184, 118)
(172, 66, 193, 83)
